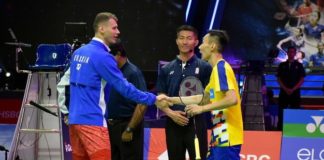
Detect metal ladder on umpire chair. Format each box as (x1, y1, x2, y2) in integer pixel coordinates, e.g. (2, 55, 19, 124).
(9, 71, 64, 160)
(8, 43, 71, 160)
(241, 74, 266, 130)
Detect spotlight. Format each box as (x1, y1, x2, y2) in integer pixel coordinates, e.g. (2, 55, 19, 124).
(239, 81, 243, 87)
(5, 72, 11, 77)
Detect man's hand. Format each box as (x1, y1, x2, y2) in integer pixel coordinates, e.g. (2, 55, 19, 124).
(121, 131, 133, 142)
(284, 88, 293, 95)
(169, 110, 189, 126)
(63, 115, 69, 125)
(155, 94, 172, 109)
(157, 94, 168, 101)
(185, 104, 204, 117)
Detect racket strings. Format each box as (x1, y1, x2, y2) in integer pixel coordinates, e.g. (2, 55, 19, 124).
(179, 76, 203, 160)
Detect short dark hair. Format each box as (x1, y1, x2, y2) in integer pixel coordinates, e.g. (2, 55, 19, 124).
(297, 27, 303, 33)
(207, 30, 229, 53)
(314, 11, 321, 21)
(176, 25, 198, 39)
(287, 46, 296, 52)
(109, 39, 127, 57)
(296, 27, 303, 37)
(299, 51, 306, 59)
(93, 12, 118, 33)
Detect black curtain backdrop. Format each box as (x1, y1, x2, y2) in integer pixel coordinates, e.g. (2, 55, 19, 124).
(0, 0, 186, 89)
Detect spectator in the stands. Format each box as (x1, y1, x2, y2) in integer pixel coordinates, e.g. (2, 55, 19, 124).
(295, 51, 309, 67)
(277, 46, 305, 130)
(309, 42, 324, 67)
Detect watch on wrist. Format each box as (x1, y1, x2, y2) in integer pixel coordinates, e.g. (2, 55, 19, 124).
(125, 127, 133, 133)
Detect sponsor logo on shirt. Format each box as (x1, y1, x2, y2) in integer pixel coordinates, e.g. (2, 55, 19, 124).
(210, 89, 215, 99)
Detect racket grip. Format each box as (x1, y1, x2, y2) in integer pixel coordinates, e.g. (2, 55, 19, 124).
(194, 136, 201, 160)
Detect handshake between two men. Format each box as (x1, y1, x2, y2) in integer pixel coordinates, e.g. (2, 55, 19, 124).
(154, 94, 205, 118)
(154, 94, 173, 109)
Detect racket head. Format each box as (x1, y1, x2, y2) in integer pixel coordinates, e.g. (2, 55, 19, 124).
(178, 76, 204, 105)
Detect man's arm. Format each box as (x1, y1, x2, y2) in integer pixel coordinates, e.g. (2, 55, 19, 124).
(159, 93, 189, 126)
(57, 68, 70, 125)
(202, 90, 237, 111)
(124, 69, 148, 130)
(127, 105, 147, 129)
(122, 65, 167, 141)
(276, 63, 292, 94)
(278, 78, 292, 94)
(122, 104, 147, 142)
(168, 91, 209, 105)
(277, 36, 292, 51)
(57, 68, 70, 115)
(185, 90, 237, 117)
(155, 64, 187, 125)
(94, 53, 168, 108)
(292, 77, 304, 91)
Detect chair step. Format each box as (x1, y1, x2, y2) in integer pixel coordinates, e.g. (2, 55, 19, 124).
(25, 103, 58, 108)
(20, 129, 60, 133)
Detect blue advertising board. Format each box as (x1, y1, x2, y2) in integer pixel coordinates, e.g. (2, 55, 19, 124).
(281, 109, 324, 160)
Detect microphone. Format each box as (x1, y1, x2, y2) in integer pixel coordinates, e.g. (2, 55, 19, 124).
(0, 145, 8, 152)
(8, 28, 17, 41)
(29, 101, 58, 117)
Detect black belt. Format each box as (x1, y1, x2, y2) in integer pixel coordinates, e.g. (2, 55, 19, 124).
(107, 117, 131, 125)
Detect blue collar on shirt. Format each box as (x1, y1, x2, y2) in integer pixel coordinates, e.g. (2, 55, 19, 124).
(175, 54, 198, 65)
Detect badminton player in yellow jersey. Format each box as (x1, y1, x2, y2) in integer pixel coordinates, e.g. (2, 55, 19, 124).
(169, 30, 243, 160)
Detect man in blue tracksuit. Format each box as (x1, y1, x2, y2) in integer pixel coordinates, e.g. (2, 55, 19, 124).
(68, 12, 167, 160)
